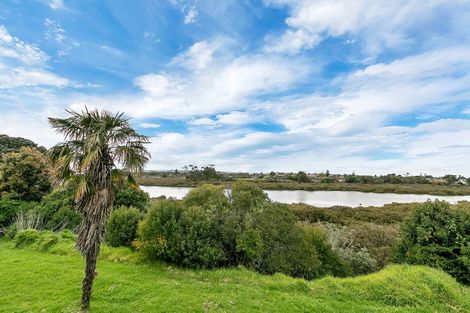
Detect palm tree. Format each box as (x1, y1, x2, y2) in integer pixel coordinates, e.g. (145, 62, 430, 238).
(48, 108, 150, 311)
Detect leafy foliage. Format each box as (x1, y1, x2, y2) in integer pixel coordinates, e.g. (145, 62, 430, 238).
(0, 147, 52, 201)
(114, 185, 150, 212)
(0, 194, 37, 227)
(251, 203, 322, 279)
(137, 199, 227, 268)
(38, 187, 81, 231)
(137, 183, 346, 280)
(0, 134, 40, 154)
(106, 207, 141, 247)
(394, 200, 470, 285)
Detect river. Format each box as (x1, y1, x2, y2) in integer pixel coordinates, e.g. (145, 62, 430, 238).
(140, 186, 470, 207)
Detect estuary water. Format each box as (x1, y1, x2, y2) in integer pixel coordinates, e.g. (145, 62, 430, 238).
(140, 185, 470, 207)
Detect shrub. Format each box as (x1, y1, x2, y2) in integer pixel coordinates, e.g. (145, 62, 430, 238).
(231, 181, 269, 213)
(319, 222, 377, 275)
(350, 222, 400, 268)
(137, 200, 227, 268)
(301, 225, 350, 277)
(252, 204, 322, 280)
(114, 186, 150, 212)
(38, 188, 80, 231)
(394, 200, 470, 285)
(106, 207, 141, 247)
(183, 184, 230, 210)
(0, 195, 37, 227)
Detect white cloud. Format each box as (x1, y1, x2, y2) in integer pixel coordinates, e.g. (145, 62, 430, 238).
(0, 25, 48, 65)
(216, 111, 257, 125)
(0, 25, 70, 89)
(173, 40, 215, 70)
(190, 117, 217, 126)
(139, 123, 161, 129)
(134, 74, 186, 97)
(44, 18, 66, 43)
(189, 111, 258, 127)
(78, 50, 310, 119)
(48, 0, 66, 10)
(265, 46, 470, 134)
(265, 29, 321, 54)
(184, 7, 198, 24)
(263, 0, 470, 56)
(0, 66, 69, 89)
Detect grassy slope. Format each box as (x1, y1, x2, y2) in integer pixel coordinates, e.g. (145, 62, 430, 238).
(1, 244, 469, 313)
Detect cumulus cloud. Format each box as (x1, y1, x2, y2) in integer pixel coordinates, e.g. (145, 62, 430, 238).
(77, 48, 311, 119)
(172, 40, 215, 70)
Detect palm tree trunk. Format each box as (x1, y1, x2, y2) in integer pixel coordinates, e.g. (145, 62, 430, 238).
(80, 247, 99, 311)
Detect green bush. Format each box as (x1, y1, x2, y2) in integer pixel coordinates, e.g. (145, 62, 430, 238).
(38, 188, 80, 231)
(106, 207, 141, 247)
(231, 181, 269, 213)
(252, 204, 322, 279)
(183, 184, 230, 210)
(114, 186, 150, 212)
(136, 183, 355, 280)
(137, 200, 227, 268)
(0, 194, 37, 227)
(300, 225, 350, 277)
(394, 200, 470, 285)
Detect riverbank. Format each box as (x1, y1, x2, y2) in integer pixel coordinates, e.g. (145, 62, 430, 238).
(136, 176, 470, 196)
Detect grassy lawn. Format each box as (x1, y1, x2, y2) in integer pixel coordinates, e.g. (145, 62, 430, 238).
(0, 243, 469, 313)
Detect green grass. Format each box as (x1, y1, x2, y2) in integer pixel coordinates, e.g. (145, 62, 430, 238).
(1, 241, 469, 313)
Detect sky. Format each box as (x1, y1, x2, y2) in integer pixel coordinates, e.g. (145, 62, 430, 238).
(1, 0, 470, 175)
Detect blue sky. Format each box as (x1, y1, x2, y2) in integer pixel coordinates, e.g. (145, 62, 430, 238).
(1, 0, 470, 175)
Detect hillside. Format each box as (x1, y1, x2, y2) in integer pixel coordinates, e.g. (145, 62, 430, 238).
(0, 242, 468, 313)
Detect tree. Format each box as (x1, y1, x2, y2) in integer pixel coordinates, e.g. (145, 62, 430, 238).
(48, 109, 150, 311)
(296, 171, 310, 183)
(0, 147, 52, 201)
(0, 134, 40, 154)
